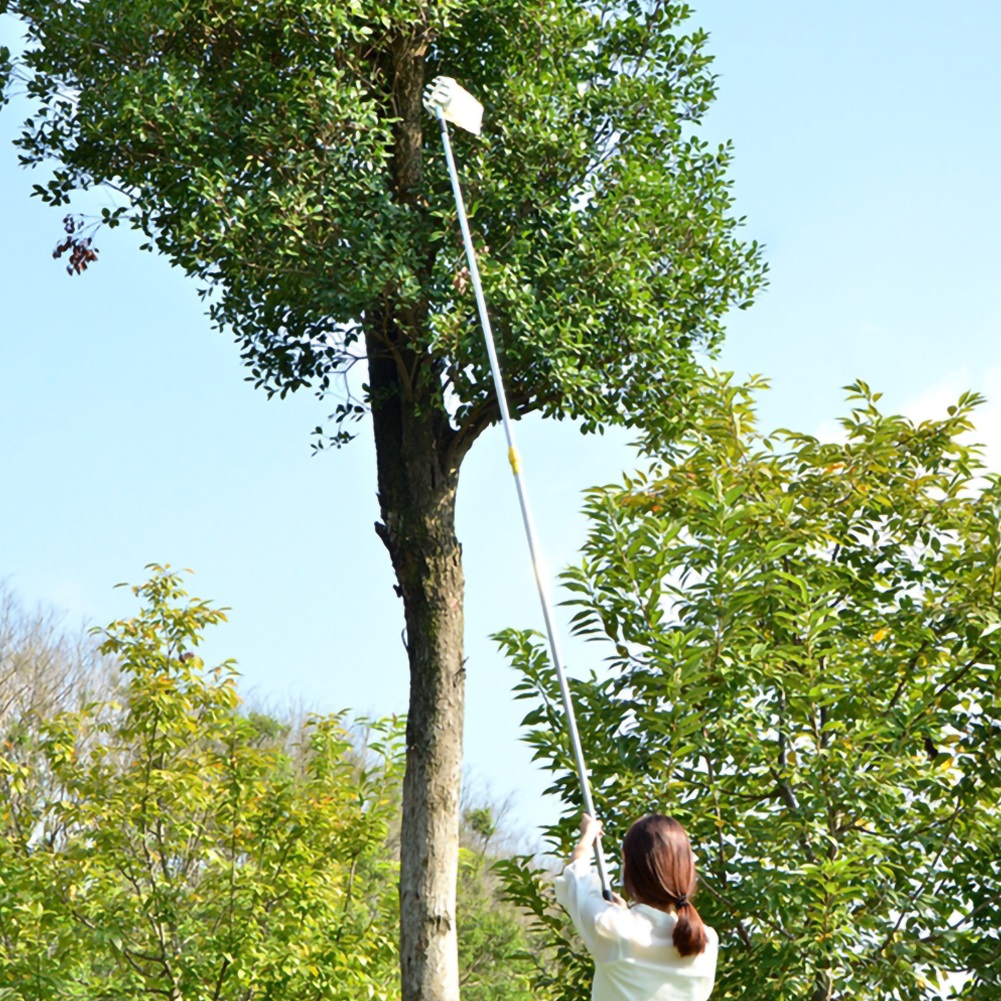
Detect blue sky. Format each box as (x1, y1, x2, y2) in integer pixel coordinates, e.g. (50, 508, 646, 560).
(1, 2, 999, 840)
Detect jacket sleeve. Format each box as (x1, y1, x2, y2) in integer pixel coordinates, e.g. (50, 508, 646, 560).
(553, 857, 621, 963)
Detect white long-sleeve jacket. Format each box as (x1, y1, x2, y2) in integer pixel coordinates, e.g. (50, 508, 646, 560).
(554, 858, 718, 1001)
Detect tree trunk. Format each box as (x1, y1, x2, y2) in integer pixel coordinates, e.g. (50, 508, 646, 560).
(367, 316, 465, 1001)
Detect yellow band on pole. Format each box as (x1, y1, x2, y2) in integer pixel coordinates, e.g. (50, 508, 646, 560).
(508, 446, 522, 474)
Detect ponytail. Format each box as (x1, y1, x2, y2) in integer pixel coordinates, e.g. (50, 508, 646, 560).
(671, 897, 708, 957)
(621, 814, 709, 957)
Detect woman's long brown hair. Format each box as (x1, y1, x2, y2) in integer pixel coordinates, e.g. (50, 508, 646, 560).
(621, 815, 708, 957)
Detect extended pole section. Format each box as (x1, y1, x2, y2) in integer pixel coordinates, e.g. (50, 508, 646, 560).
(426, 79, 612, 901)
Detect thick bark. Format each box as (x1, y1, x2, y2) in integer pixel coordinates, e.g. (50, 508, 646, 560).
(367, 314, 465, 1001)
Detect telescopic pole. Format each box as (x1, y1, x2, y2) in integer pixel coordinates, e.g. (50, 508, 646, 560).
(433, 106, 612, 900)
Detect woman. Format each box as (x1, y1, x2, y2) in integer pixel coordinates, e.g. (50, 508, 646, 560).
(554, 813, 718, 1001)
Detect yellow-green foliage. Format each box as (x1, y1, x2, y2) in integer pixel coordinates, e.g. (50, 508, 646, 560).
(0, 567, 404, 1001)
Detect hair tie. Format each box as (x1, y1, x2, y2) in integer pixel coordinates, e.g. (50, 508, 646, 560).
(674, 894, 690, 908)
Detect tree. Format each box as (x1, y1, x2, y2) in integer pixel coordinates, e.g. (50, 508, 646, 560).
(0, 581, 116, 720)
(0, 567, 405, 1000)
(0, 581, 119, 866)
(499, 374, 1001, 1001)
(0, 5, 765, 995)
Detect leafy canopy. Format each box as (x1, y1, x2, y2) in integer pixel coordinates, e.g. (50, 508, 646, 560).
(0, 566, 404, 1001)
(499, 374, 1001, 1001)
(0, 0, 764, 443)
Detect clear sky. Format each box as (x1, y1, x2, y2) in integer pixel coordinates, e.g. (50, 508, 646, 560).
(2, 2, 999, 841)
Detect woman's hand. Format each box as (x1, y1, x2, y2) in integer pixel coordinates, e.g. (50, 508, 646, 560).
(569, 813, 604, 864)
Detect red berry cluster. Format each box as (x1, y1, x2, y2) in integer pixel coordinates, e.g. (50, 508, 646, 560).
(52, 214, 99, 275)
